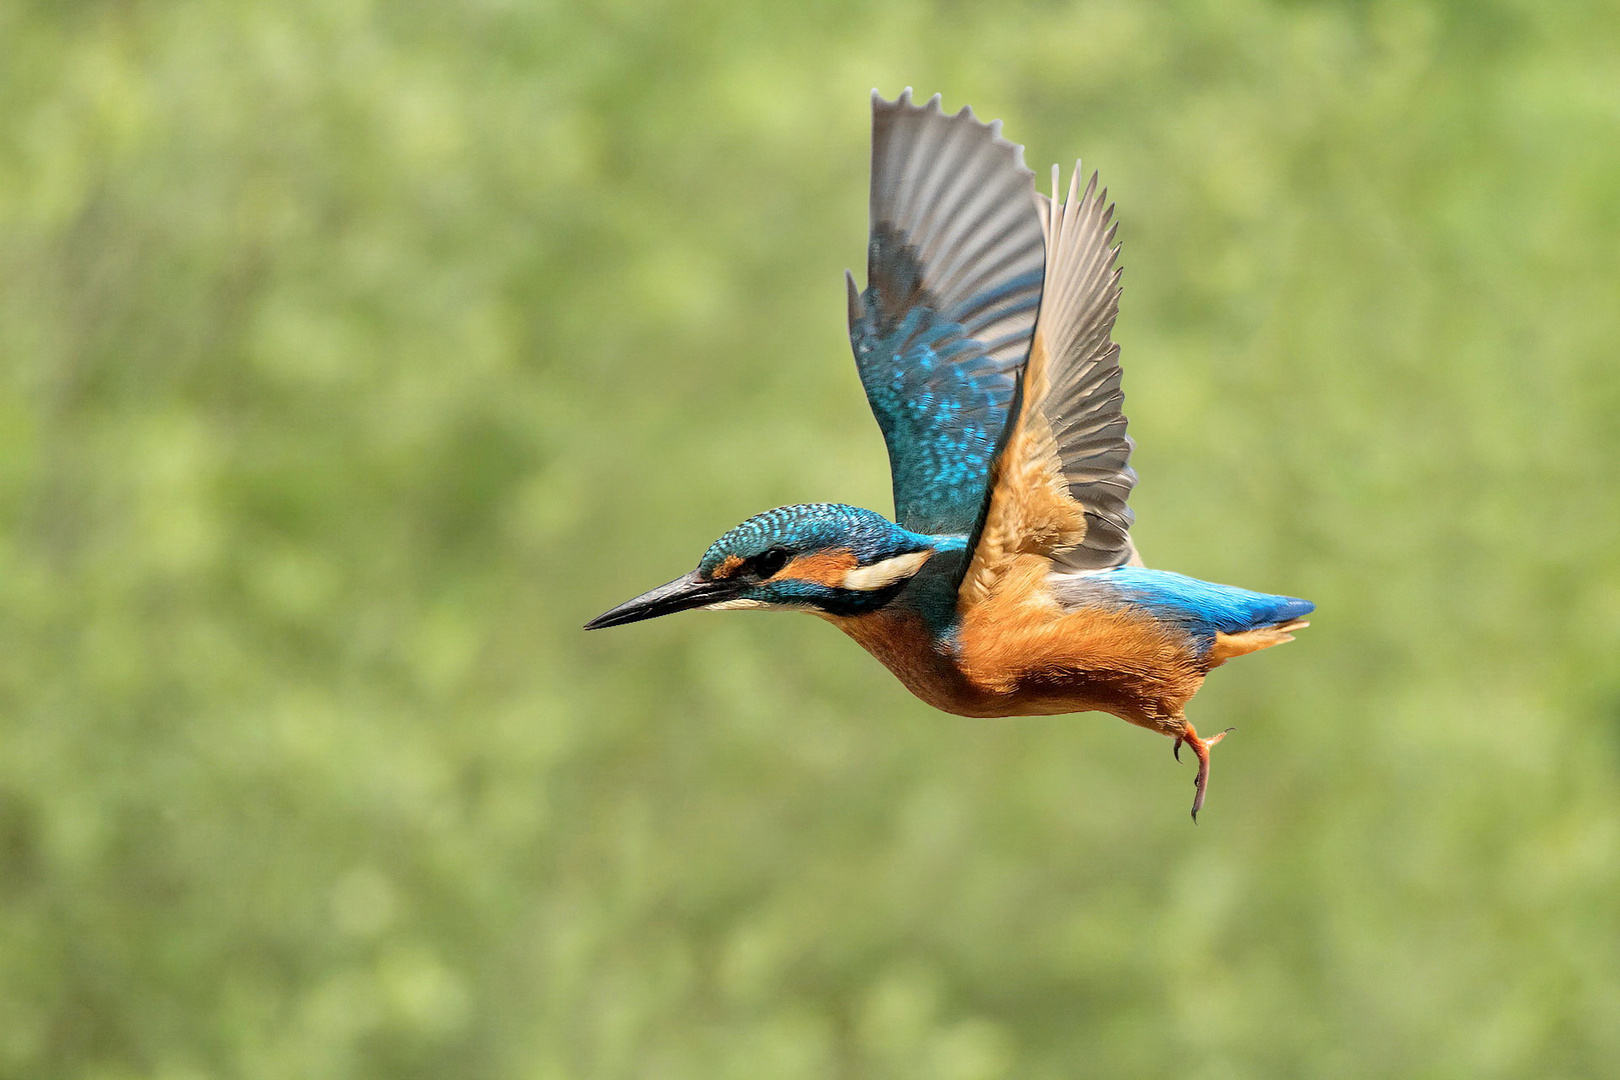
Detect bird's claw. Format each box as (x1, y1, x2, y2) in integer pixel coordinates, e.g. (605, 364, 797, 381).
(1176, 725, 1235, 823)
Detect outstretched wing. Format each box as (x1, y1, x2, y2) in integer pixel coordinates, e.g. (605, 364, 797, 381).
(961, 163, 1139, 607)
(847, 89, 1046, 538)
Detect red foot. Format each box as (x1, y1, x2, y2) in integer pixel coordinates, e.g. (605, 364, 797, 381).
(1172, 724, 1234, 823)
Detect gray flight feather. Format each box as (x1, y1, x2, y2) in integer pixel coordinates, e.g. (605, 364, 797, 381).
(1036, 164, 1140, 571)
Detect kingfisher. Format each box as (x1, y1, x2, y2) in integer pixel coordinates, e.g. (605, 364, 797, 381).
(587, 89, 1313, 821)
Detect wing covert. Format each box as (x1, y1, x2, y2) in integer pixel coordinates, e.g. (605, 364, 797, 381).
(848, 89, 1046, 538)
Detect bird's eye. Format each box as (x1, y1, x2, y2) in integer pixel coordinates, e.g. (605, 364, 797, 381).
(754, 548, 790, 577)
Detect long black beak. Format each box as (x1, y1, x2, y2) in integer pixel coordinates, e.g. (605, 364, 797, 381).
(584, 570, 741, 630)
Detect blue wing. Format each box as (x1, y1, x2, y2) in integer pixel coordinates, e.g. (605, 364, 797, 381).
(847, 90, 1046, 538)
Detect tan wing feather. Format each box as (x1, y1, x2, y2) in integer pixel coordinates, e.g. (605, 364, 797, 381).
(961, 164, 1135, 609)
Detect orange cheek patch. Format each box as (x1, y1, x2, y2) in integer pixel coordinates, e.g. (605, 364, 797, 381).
(779, 548, 858, 587)
(709, 555, 745, 580)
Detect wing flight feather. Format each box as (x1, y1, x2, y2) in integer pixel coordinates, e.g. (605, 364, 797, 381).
(961, 163, 1139, 608)
(848, 90, 1047, 539)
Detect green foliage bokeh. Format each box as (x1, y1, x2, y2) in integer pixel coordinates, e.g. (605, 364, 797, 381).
(3, 0, 1618, 1077)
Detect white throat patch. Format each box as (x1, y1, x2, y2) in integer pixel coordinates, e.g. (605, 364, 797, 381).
(841, 550, 931, 592)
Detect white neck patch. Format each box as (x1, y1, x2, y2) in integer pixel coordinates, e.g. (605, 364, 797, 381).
(841, 550, 931, 592)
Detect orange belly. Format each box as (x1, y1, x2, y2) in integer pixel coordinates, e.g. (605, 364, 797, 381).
(825, 557, 1210, 730)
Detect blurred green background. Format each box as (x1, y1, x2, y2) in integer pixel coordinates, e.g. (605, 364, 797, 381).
(3, 0, 1619, 1076)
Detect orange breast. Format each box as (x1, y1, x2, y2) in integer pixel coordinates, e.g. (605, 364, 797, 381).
(824, 607, 1000, 717)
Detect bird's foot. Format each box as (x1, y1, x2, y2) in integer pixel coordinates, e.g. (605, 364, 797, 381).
(1172, 724, 1234, 824)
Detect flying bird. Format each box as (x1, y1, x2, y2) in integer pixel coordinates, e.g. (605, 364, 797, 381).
(587, 89, 1313, 821)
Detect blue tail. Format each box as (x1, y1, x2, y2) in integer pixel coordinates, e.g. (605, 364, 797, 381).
(1098, 567, 1314, 638)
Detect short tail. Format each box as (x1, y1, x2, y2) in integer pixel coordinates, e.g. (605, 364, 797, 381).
(1206, 617, 1310, 668)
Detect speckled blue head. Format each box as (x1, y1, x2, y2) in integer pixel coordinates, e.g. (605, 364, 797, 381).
(698, 503, 931, 577)
(586, 503, 957, 629)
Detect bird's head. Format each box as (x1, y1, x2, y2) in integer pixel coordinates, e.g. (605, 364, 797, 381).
(585, 503, 944, 629)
